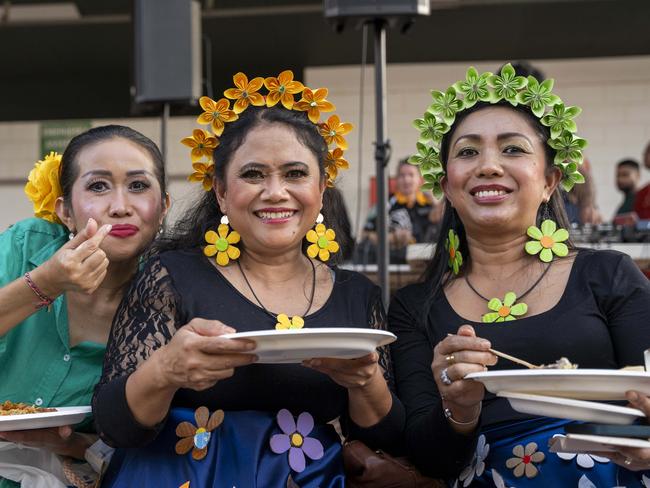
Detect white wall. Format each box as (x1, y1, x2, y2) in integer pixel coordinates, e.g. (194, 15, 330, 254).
(2, 55, 649, 232)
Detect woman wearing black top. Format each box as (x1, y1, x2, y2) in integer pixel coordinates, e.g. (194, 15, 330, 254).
(389, 65, 650, 486)
(93, 72, 403, 487)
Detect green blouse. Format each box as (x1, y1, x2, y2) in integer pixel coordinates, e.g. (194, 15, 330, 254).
(0, 218, 105, 412)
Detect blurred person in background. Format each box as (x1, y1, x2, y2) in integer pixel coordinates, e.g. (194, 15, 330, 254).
(361, 158, 442, 264)
(613, 158, 640, 220)
(633, 142, 650, 219)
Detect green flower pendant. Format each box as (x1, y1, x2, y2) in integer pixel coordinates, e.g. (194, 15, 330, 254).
(482, 291, 528, 323)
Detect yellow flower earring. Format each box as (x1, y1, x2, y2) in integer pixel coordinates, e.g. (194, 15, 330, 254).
(306, 213, 339, 262)
(204, 215, 241, 266)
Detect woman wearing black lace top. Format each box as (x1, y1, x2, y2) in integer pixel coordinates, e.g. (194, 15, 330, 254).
(92, 80, 403, 487)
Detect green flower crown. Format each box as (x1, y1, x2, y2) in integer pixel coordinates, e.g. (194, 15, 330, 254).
(409, 63, 586, 198)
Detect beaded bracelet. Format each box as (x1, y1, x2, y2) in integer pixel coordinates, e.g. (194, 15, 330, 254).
(24, 272, 54, 310)
(443, 403, 482, 426)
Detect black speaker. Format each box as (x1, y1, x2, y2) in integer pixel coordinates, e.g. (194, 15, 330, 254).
(134, 0, 201, 104)
(323, 0, 430, 18)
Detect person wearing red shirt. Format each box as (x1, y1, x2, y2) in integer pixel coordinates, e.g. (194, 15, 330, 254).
(633, 143, 650, 219)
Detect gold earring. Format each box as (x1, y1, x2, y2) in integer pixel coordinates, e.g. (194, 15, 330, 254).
(305, 213, 339, 262)
(204, 215, 241, 266)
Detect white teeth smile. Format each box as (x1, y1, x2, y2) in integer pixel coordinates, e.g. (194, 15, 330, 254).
(475, 190, 507, 198)
(257, 211, 294, 219)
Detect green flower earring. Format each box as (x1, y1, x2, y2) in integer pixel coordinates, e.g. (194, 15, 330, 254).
(525, 219, 569, 263)
(445, 229, 463, 275)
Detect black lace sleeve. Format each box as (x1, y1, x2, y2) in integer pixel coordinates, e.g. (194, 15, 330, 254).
(100, 256, 182, 382)
(93, 256, 184, 447)
(366, 287, 395, 391)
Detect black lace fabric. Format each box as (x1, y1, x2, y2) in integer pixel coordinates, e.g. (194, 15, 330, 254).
(366, 289, 395, 391)
(94, 252, 405, 450)
(99, 257, 181, 385)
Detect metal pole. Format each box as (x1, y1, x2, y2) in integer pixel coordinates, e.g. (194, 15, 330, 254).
(161, 102, 170, 162)
(373, 19, 390, 307)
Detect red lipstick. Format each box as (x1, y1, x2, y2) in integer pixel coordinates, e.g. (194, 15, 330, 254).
(109, 224, 139, 238)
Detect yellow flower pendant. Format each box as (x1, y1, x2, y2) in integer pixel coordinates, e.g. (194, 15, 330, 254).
(275, 314, 305, 330)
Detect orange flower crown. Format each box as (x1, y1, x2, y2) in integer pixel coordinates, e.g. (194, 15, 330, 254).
(183, 71, 352, 190)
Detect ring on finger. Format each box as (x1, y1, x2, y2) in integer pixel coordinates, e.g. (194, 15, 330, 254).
(445, 354, 456, 365)
(440, 367, 453, 386)
(624, 457, 633, 466)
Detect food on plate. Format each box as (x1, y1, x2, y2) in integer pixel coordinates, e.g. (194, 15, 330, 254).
(0, 400, 56, 416)
(540, 357, 578, 369)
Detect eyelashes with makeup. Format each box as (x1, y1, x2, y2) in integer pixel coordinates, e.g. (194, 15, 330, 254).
(86, 178, 152, 193)
(238, 168, 310, 180)
(454, 145, 530, 158)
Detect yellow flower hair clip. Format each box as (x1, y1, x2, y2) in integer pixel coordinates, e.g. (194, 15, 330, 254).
(188, 162, 215, 192)
(24, 151, 63, 225)
(184, 70, 352, 190)
(264, 70, 304, 110)
(181, 129, 218, 163)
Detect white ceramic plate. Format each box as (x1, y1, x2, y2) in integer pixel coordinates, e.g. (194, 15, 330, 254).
(221, 327, 396, 364)
(0, 406, 91, 432)
(466, 369, 650, 401)
(549, 433, 650, 454)
(497, 391, 645, 424)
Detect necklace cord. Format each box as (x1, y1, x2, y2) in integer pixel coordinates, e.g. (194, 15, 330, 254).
(237, 258, 317, 319)
(465, 260, 553, 302)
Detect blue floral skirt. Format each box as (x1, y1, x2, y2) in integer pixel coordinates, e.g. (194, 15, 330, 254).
(101, 407, 345, 488)
(452, 418, 650, 487)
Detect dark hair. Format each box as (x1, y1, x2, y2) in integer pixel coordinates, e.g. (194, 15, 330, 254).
(156, 107, 349, 265)
(60, 124, 167, 206)
(396, 157, 412, 172)
(616, 159, 640, 171)
(422, 102, 574, 291)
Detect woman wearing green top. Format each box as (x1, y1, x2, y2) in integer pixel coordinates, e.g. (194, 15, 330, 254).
(0, 125, 169, 486)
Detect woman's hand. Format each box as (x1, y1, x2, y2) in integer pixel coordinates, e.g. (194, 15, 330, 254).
(305, 352, 392, 428)
(605, 391, 650, 470)
(303, 352, 382, 390)
(0, 425, 95, 459)
(432, 325, 496, 429)
(153, 318, 258, 392)
(37, 218, 112, 296)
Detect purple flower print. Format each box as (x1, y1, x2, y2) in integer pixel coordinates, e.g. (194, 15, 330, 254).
(270, 409, 324, 472)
